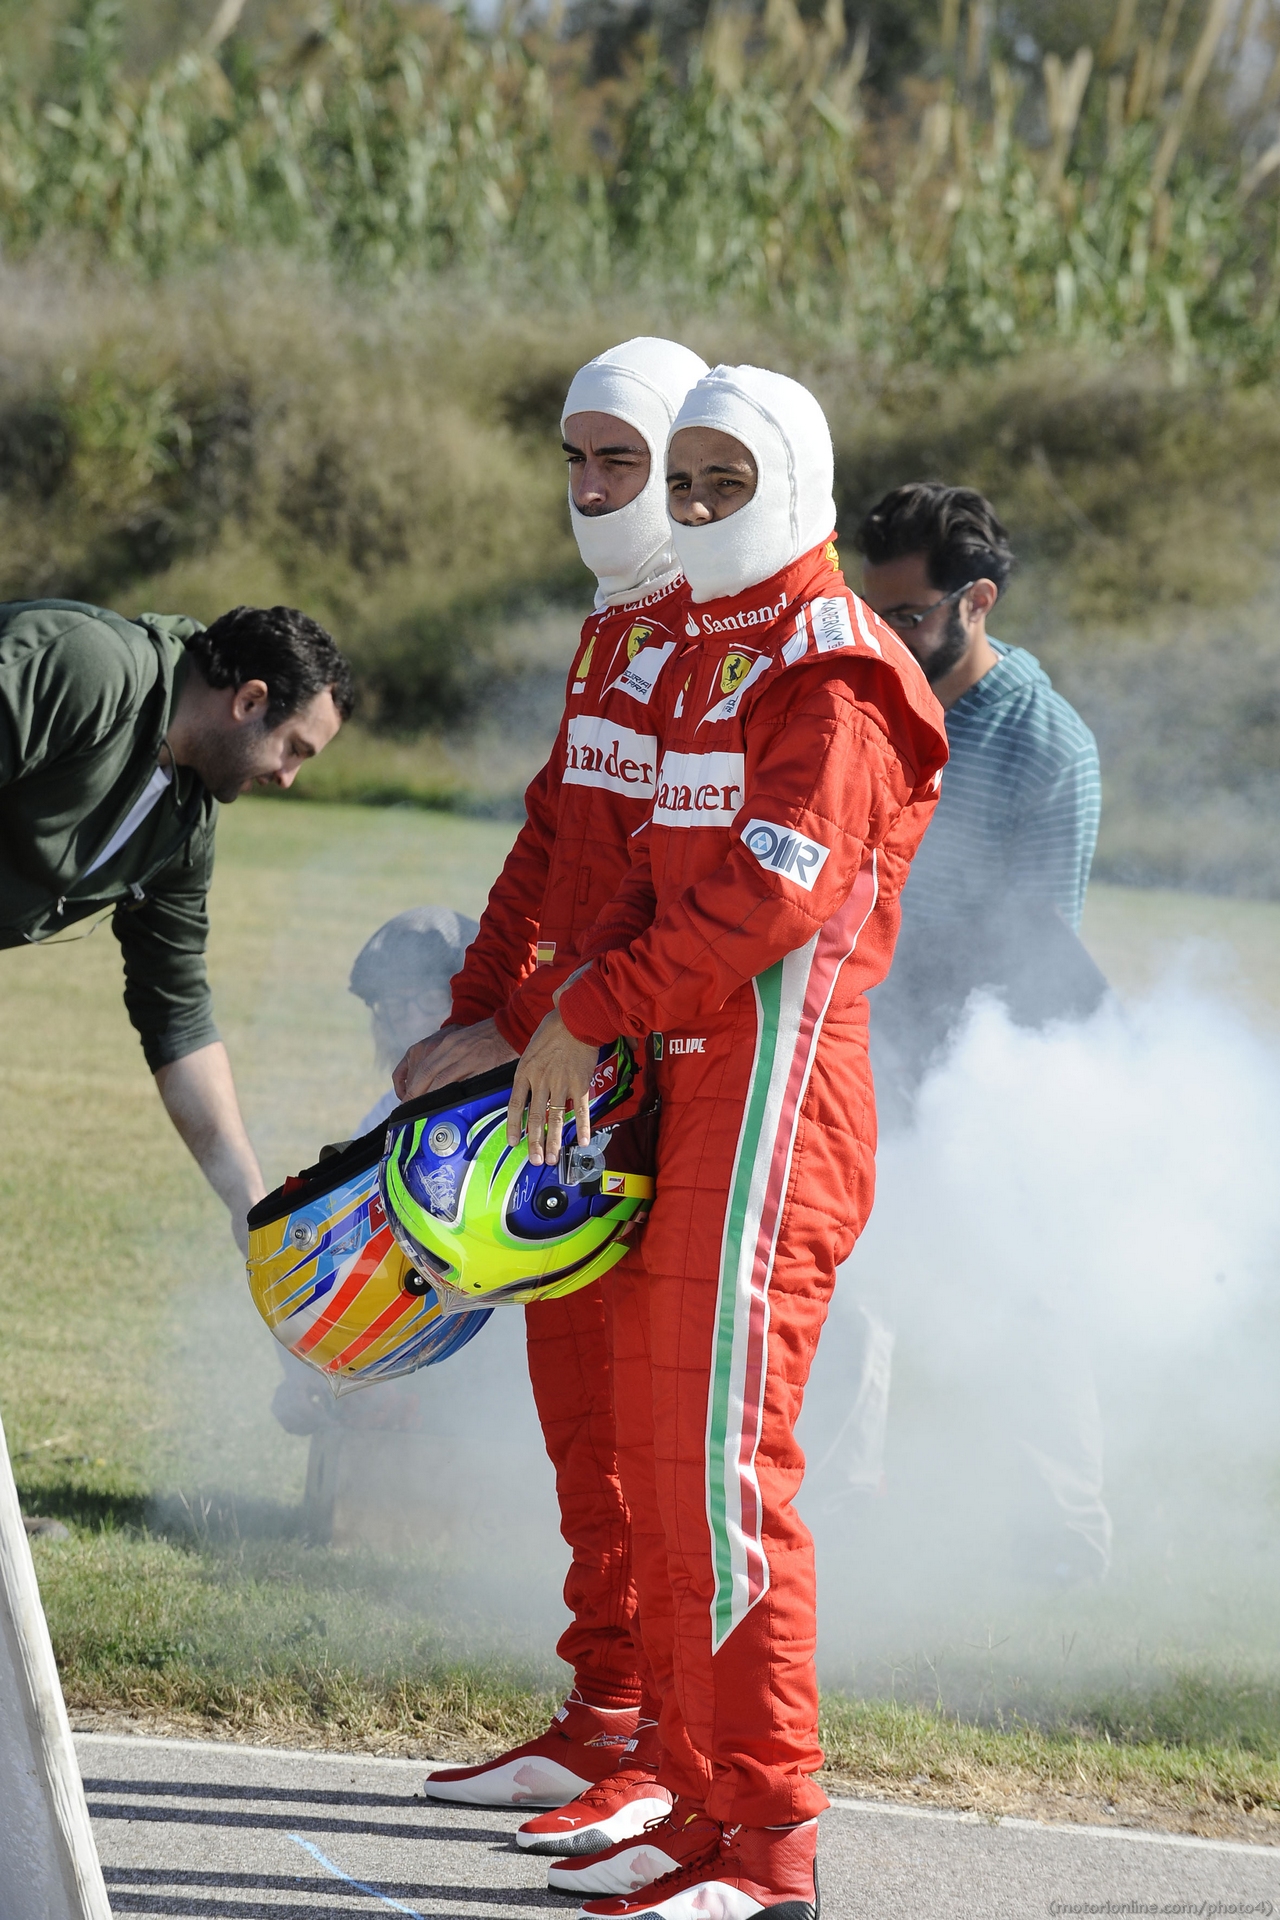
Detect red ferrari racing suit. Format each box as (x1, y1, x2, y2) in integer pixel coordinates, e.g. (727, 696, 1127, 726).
(448, 577, 690, 1710)
(558, 542, 949, 1819)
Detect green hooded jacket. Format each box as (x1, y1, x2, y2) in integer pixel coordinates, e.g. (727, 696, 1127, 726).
(0, 599, 221, 1071)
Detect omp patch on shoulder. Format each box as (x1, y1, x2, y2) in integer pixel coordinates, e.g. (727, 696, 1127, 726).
(808, 596, 856, 653)
(609, 640, 677, 705)
(740, 817, 831, 891)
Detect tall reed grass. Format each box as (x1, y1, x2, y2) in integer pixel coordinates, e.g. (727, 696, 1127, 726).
(1, 0, 1278, 370)
(4, 4, 1280, 886)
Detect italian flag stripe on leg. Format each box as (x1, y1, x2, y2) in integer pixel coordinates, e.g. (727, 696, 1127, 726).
(706, 856, 880, 1651)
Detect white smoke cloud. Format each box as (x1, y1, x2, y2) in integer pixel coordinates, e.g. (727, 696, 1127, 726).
(869, 980, 1280, 1351)
(800, 971, 1280, 1706)
(174, 869, 1280, 1718)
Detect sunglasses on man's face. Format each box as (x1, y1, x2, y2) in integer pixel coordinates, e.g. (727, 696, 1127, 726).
(876, 581, 976, 633)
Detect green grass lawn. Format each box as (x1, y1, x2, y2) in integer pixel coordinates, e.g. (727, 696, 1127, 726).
(3, 803, 1279, 1839)
(1083, 882, 1280, 1017)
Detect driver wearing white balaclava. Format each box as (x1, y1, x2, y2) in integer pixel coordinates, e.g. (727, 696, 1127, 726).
(538, 365, 949, 1914)
(562, 337, 710, 606)
(667, 363, 838, 605)
(405, 337, 711, 1849)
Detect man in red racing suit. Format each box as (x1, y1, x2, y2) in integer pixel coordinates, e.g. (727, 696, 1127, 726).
(508, 366, 948, 1916)
(395, 338, 706, 1844)
(442, 574, 689, 1757)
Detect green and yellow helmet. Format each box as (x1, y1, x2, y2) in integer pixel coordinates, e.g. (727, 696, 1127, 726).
(381, 1043, 655, 1311)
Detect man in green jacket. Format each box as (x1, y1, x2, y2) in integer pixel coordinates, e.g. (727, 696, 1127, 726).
(0, 599, 354, 1248)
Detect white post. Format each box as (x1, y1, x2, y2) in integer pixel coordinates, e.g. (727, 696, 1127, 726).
(0, 1404, 111, 1919)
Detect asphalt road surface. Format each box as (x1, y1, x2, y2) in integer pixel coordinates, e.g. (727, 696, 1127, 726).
(77, 1731, 1280, 1919)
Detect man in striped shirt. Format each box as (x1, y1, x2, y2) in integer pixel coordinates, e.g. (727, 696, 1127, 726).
(856, 482, 1104, 1105)
(809, 483, 1112, 1586)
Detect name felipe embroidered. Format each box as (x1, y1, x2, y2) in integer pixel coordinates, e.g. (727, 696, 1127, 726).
(740, 817, 831, 891)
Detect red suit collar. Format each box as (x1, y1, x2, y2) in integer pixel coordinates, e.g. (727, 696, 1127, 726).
(679, 539, 840, 639)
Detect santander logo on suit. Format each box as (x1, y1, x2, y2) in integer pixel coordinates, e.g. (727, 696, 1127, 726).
(563, 716, 658, 796)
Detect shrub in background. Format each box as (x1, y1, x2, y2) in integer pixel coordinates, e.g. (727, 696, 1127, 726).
(0, 262, 604, 724)
(0, 0, 1278, 371)
(2, 2, 1280, 881)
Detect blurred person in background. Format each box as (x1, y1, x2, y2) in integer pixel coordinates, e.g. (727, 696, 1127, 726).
(801, 483, 1111, 1585)
(392, 338, 709, 1849)
(858, 483, 1106, 1100)
(269, 904, 479, 1440)
(349, 905, 479, 1132)
(0, 599, 352, 1252)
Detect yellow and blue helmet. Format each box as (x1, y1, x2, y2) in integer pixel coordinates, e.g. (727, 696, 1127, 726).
(246, 1123, 491, 1392)
(381, 1043, 656, 1312)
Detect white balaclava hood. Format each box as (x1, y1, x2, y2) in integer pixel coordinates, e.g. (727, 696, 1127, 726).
(562, 337, 709, 607)
(667, 365, 836, 605)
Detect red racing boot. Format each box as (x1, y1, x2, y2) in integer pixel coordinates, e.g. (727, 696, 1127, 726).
(422, 1692, 638, 1808)
(516, 1717, 670, 1855)
(518, 1768, 672, 1859)
(576, 1817, 820, 1918)
(547, 1801, 719, 1897)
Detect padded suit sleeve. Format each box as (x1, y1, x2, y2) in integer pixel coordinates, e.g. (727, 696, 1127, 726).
(493, 964, 561, 1051)
(447, 748, 561, 1029)
(558, 666, 936, 1045)
(581, 828, 658, 961)
(496, 824, 658, 1049)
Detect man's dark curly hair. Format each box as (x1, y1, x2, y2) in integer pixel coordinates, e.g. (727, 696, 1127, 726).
(184, 606, 355, 728)
(854, 483, 1015, 597)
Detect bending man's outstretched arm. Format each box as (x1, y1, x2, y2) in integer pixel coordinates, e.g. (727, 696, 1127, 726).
(114, 822, 264, 1251)
(154, 1042, 265, 1254)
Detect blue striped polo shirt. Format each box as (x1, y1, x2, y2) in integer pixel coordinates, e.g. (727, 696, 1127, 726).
(899, 641, 1101, 933)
